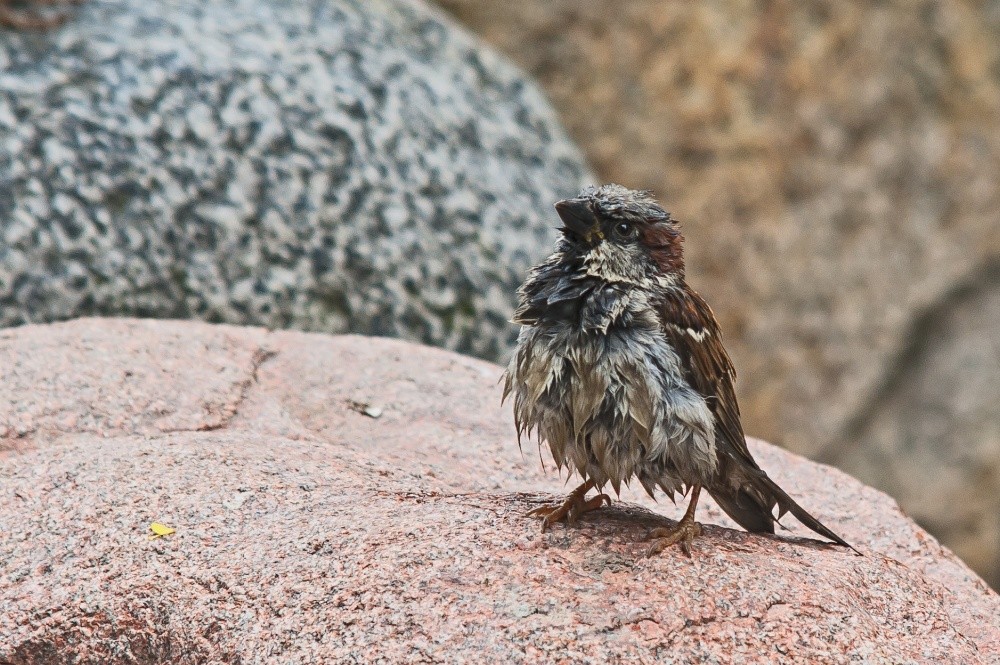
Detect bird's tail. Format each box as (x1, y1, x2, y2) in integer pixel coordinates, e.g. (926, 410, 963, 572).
(709, 471, 858, 554)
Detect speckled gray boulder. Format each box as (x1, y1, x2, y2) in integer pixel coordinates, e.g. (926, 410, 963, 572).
(0, 0, 591, 360)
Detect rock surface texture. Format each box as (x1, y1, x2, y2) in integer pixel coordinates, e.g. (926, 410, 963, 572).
(436, 0, 1000, 588)
(0, 0, 590, 361)
(1, 319, 998, 664)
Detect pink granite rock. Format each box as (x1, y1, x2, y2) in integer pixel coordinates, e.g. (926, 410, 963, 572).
(1, 319, 997, 663)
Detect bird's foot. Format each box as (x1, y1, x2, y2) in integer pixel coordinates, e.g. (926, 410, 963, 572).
(646, 518, 702, 557)
(527, 488, 610, 532)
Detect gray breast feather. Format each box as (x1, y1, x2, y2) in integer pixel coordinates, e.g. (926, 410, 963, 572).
(505, 290, 718, 496)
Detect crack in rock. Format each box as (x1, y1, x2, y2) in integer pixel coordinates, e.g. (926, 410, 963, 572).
(197, 342, 279, 433)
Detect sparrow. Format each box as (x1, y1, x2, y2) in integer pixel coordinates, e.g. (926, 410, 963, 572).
(502, 184, 854, 555)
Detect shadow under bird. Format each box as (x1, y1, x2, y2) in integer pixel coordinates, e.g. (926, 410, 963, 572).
(502, 184, 856, 555)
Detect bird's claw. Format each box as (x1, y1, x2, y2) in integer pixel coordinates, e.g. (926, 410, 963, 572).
(646, 519, 702, 557)
(528, 492, 610, 532)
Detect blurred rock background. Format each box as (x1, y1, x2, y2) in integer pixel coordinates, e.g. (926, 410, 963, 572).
(434, 0, 1000, 586)
(0, 0, 590, 361)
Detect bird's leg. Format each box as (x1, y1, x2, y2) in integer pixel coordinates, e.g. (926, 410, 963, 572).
(647, 484, 703, 557)
(527, 479, 611, 532)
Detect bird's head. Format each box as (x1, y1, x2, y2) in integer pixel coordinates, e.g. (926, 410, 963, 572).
(554, 184, 684, 284)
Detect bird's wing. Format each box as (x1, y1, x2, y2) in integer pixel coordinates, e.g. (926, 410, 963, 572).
(658, 283, 855, 550)
(658, 284, 759, 470)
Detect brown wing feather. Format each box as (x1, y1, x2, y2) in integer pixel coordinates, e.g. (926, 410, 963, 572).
(659, 284, 856, 550)
(658, 285, 758, 470)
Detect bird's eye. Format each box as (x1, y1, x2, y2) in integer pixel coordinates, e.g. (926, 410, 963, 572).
(613, 222, 635, 239)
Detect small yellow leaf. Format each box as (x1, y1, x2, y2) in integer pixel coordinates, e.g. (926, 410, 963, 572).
(149, 522, 176, 539)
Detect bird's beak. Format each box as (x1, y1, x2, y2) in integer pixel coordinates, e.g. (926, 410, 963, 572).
(555, 198, 603, 244)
